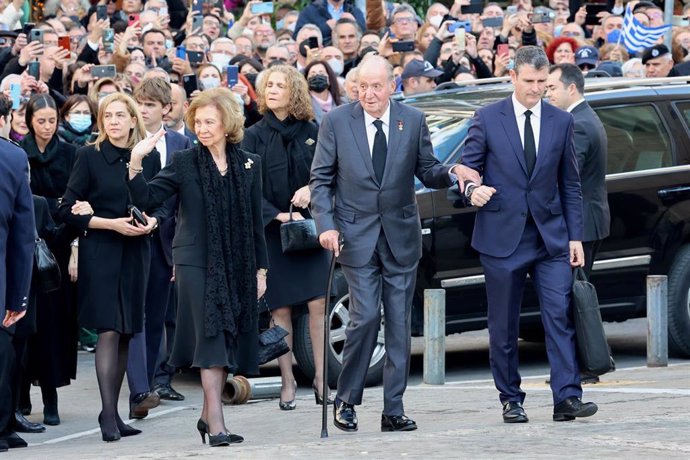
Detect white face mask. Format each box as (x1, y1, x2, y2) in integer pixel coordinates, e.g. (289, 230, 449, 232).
(200, 77, 221, 90)
(429, 15, 443, 29)
(327, 58, 344, 76)
(211, 53, 232, 69)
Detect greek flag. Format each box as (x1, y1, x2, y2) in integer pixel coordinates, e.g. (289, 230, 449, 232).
(622, 4, 671, 53)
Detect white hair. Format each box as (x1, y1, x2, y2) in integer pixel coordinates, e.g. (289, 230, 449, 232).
(0, 74, 21, 92)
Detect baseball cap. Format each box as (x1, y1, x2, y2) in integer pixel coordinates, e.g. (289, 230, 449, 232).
(596, 61, 623, 77)
(401, 60, 443, 80)
(575, 46, 599, 67)
(641, 44, 670, 64)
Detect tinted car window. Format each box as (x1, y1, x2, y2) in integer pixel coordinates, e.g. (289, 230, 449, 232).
(416, 116, 472, 191)
(594, 104, 672, 174)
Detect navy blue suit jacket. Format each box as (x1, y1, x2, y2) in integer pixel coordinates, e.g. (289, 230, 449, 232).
(0, 138, 35, 319)
(461, 97, 583, 258)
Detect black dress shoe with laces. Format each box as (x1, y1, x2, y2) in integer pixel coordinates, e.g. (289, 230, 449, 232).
(333, 398, 358, 432)
(154, 383, 185, 401)
(502, 401, 529, 423)
(13, 411, 45, 433)
(553, 396, 598, 421)
(381, 414, 417, 432)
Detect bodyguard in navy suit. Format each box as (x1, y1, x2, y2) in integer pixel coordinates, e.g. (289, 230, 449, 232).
(461, 47, 598, 423)
(0, 136, 35, 451)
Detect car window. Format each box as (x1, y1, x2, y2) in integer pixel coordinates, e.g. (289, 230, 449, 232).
(416, 116, 472, 191)
(593, 104, 672, 174)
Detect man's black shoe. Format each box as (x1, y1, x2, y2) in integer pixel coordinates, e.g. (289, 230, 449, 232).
(2, 432, 28, 448)
(553, 396, 598, 421)
(381, 414, 417, 432)
(0, 439, 8, 452)
(502, 401, 529, 423)
(129, 391, 160, 419)
(333, 398, 358, 432)
(580, 374, 600, 384)
(13, 411, 45, 433)
(153, 383, 185, 401)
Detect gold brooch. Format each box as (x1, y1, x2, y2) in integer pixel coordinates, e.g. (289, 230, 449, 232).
(305, 138, 315, 146)
(397, 120, 404, 131)
(244, 158, 254, 169)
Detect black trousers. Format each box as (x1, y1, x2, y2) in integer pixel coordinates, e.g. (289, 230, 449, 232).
(582, 240, 602, 280)
(0, 329, 16, 434)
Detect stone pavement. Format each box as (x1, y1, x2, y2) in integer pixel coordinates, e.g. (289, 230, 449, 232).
(5, 352, 690, 459)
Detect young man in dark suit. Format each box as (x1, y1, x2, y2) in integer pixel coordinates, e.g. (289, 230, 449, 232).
(311, 54, 476, 433)
(461, 46, 597, 423)
(0, 118, 35, 450)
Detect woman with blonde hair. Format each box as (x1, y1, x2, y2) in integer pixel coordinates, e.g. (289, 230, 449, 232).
(59, 93, 163, 442)
(126, 88, 268, 447)
(242, 64, 332, 410)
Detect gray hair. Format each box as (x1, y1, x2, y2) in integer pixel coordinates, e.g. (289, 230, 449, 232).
(391, 3, 417, 21)
(514, 46, 549, 74)
(0, 74, 21, 92)
(359, 54, 395, 82)
(296, 24, 323, 46)
(345, 66, 359, 83)
(210, 37, 236, 53)
(144, 68, 171, 83)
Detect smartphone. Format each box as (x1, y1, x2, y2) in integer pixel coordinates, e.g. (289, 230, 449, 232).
(307, 36, 319, 49)
(176, 46, 187, 59)
(461, 1, 483, 14)
(226, 65, 239, 87)
(482, 17, 504, 28)
(129, 206, 148, 226)
(454, 30, 466, 50)
(58, 35, 71, 52)
(29, 29, 44, 44)
(186, 50, 204, 65)
(90, 65, 117, 78)
(128, 13, 140, 27)
(392, 40, 415, 52)
(183, 74, 198, 97)
(531, 12, 555, 24)
(673, 15, 690, 27)
(9, 83, 21, 110)
(22, 22, 35, 37)
(97, 4, 108, 21)
(449, 21, 471, 33)
(497, 44, 509, 57)
(102, 28, 114, 53)
(27, 61, 40, 80)
(192, 14, 204, 31)
(584, 3, 608, 26)
(506, 5, 518, 15)
(191, 0, 203, 15)
(251, 2, 274, 15)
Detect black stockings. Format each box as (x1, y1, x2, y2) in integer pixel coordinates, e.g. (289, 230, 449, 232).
(95, 331, 130, 431)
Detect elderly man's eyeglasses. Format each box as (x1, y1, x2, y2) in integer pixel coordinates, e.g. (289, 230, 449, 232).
(393, 17, 416, 25)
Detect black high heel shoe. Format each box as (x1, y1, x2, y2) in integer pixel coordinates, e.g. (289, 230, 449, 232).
(312, 384, 334, 405)
(98, 413, 121, 443)
(116, 417, 142, 437)
(279, 381, 297, 410)
(197, 419, 208, 444)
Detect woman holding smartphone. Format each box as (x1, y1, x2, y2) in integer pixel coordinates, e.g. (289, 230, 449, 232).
(59, 93, 163, 442)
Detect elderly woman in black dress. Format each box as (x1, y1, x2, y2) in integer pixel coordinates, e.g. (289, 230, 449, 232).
(127, 87, 268, 447)
(59, 93, 163, 442)
(242, 65, 331, 410)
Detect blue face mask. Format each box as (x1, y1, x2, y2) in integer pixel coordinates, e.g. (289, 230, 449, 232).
(68, 113, 92, 133)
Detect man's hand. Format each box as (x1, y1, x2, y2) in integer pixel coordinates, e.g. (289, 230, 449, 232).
(12, 33, 27, 56)
(470, 185, 496, 207)
(451, 164, 481, 191)
(569, 241, 585, 267)
(465, 33, 478, 58)
(68, 248, 78, 282)
(3, 309, 26, 328)
(319, 230, 341, 257)
(18, 41, 43, 67)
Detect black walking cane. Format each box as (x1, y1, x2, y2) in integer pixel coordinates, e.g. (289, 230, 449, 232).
(321, 233, 343, 439)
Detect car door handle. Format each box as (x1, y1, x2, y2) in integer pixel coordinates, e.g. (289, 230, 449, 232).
(658, 186, 690, 203)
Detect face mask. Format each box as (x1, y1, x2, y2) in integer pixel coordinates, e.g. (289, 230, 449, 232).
(165, 39, 174, 50)
(68, 114, 91, 133)
(276, 19, 285, 30)
(211, 53, 232, 69)
(327, 58, 343, 76)
(234, 93, 244, 106)
(429, 15, 443, 29)
(242, 28, 254, 38)
(244, 73, 258, 88)
(308, 74, 329, 93)
(200, 77, 221, 90)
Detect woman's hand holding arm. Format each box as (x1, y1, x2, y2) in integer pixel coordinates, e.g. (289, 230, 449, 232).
(88, 216, 148, 236)
(257, 270, 267, 299)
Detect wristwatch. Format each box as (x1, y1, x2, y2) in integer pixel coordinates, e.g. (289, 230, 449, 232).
(465, 182, 477, 200)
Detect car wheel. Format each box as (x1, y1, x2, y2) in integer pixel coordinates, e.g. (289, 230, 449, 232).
(667, 244, 690, 357)
(292, 272, 386, 388)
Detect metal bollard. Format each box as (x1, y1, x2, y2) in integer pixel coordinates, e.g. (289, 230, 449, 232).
(423, 289, 445, 385)
(646, 275, 668, 367)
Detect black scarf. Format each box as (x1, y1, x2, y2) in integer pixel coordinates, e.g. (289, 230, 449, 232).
(198, 143, 256, 339)
(262, 112, 314, 211)
(57, 122, 92, 146)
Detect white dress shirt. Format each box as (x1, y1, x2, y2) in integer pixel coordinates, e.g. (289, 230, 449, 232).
(147, 125, 167, 166)
(363, 102, 391, 157)
(511, 93, 542, 156)
(566, 98, 585, 113)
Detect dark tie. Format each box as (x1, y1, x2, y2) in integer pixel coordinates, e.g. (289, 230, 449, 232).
(523, 110, 537, 176)
(372, 119, 387, 182)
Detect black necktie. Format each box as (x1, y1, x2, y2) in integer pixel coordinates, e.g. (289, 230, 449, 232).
(372, 119, 387, 182)
(523, 110, 536, 176)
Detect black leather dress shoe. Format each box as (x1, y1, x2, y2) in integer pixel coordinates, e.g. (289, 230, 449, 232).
(2, 432, 28, 448)
(381, 414, 417, 432)
(154, 383, 185, 401)
(0, 439, 7, 452)
(13, 411, 45, 433)
(333, 399, 358, 432)
(129, 391, 160, 419)
(553, 396, 598, 421)
(502, 401, 529, 423)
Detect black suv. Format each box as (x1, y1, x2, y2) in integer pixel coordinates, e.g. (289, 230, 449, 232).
(289, 77, 690, 386)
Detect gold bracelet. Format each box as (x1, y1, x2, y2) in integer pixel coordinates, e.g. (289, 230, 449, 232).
(128, 163, 143, 173)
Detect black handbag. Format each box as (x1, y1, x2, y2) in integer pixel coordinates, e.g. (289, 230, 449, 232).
(279, 204, 320, 253)
(257, 322, 290, 365)
(571, 267, 613, 376)
(34, 232, 61, 293)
